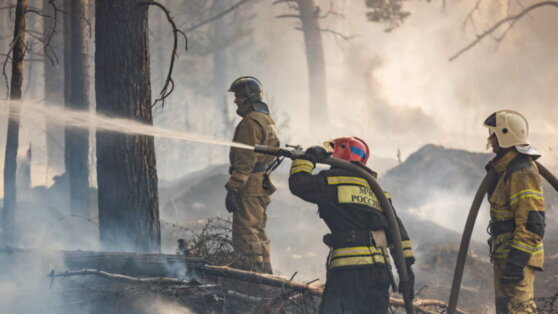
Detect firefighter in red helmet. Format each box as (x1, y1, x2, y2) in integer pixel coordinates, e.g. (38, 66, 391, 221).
(289, 137, 415, 314)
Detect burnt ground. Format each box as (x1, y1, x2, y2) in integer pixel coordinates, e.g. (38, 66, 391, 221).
(2, 144, 556, 313)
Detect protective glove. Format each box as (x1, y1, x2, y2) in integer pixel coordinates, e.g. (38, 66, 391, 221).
(300, 146, 332, 164)
(501, 263, 524, 285)
(398, 266, 415, 299)
(225, 190, 239, 213)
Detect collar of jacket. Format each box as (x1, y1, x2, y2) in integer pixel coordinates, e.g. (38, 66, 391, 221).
(489, 149, 519, 174)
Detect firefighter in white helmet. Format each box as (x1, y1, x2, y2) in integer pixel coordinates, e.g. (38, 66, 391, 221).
(483, 110, 545, 313)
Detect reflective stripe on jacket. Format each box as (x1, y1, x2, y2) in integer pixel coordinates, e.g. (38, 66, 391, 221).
(328, 245, 390, 269)
(487, 150, 545, 270)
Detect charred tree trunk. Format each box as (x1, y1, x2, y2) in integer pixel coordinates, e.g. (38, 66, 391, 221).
(65, 0, 90, 216)
(2, 0, 27, 245)
(297, 0, 328, 124)
(95, 0, 160, 253)
(0, 9, 10, 74)
(43, 0, 65, 176)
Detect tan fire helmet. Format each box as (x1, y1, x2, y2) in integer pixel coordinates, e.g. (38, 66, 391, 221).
(483, 110, 540, 156)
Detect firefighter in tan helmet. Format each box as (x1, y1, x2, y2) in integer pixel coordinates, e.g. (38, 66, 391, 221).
(483, 110, 545, 313)
(225, 76, 279, 274)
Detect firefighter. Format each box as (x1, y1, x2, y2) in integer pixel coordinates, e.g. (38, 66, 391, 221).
(225, 76, 280, 274)
(288, 137, 415, 313)
(483, 110, 545, 313)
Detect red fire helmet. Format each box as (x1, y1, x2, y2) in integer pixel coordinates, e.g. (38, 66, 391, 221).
(324, 137, 370, 164)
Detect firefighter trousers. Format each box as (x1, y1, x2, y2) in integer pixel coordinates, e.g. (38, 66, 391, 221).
(494, 261, 537, 314)
(320, 266, 390, 314)
(232, 194, 272, 274)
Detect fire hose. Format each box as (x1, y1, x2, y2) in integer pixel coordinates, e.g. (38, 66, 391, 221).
(254, 144, 416, 314)
(447, 161, 558, 314)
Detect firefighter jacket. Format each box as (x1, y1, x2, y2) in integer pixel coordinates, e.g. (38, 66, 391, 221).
(226, 110, 280, 196)
(288, 158, 415, 270)
(487, 149, 545, 270)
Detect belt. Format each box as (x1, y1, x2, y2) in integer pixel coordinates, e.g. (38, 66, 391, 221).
(228, 162, 269, 175)
(323, 230, 376, 249)
(489, 219, 516, 236)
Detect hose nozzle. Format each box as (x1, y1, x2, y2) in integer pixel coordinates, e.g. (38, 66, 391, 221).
(254, 144, 283, 156)
(254, 144, 304, 159)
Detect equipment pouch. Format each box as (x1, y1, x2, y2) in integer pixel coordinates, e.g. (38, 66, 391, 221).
(262, 174, 277, 195)
(371, 230, 388, 249)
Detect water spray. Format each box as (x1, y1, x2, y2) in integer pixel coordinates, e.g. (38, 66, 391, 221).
(0, 100, 253, 150)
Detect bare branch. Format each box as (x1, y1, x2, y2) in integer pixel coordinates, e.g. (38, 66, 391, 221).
(461, 0, 483, 33)
(272, 0, 296, 4)
(26, 31, 44, 43)
(42, 0, 59, 66)
(318, 9, 343, 19)
(139, 0, 188, 108)
(184, 0, 252, 33)
(319, 28, 356, 41)
(275, 14, 300, 19)
(314, 1, 346, 28)
(49, 268, 193, 286)
(1, 53, 44, 63)
(273, 0, 299, 12)
(450, 1, 558, 61)
(25, 8, 52, 18)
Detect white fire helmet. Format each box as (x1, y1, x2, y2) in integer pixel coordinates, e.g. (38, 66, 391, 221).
(483, 110, 540, 156)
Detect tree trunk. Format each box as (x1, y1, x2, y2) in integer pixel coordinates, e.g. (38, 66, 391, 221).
(297, 0, 328, 124)
(65, 0, 90, 216)
(95, 0, 160, 253)
(43, 0, 65, 176)
(63, 0, 71, 112)
(2, 0, 27, 245)
(0, 10, 9, 84)
(16, 146, 31, 193)
(212, 0, 228, 107)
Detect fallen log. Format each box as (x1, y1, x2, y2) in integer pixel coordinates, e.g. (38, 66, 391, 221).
(202, 265, 469, 314)
(203, 265, 323, 296)
(50, 268, 200, 286)
(52, 266, 468, 314)
(63, 250, 203, 278)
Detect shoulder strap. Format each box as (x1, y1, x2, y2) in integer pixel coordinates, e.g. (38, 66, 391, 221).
(244, 114, 267, 145)
(504, 154, 533, 181)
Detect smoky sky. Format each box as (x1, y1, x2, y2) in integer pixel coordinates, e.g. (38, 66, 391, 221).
(256, 0, 558, 162)
(1, 0, 557, 183)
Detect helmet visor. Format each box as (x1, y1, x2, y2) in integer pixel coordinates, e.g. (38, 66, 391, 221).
(484, 113, 497, 127)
